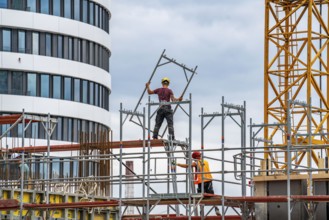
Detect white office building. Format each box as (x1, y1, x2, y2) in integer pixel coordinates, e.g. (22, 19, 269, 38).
(0, 0, 111, 145)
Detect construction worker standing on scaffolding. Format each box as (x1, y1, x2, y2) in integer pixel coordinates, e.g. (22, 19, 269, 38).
(176, 151, 214, 193)
(176, 151, 221, 216)
(146, 77, 182, 140)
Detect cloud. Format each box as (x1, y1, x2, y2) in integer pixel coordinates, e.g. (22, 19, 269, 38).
(109, 0, 265, 205)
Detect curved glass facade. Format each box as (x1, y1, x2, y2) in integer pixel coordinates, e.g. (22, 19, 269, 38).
(0, 0, 110, 33)
(0, 113, 109, 142)
(0, 70, 110, 110)
(0, 28, 110, 71)
(0, 0, 111, 142)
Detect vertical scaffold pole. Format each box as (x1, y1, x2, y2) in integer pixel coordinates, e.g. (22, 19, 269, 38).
(46, 112, 51, 219)
(242, 101, 247, 219)
(19, 109, 25, 219)
(142, 107, 146, 218)
(119, 103, 123, 219)
(188, 93, 192, 220)
(221, 96, 225, 220)
(287, 100, 292, 220)
(147, 96, 151, 220)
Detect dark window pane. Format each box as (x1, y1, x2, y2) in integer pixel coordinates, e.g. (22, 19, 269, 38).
(63, 118, 68, 141)
(40, 74, 50, 97)
(32, 32, 39, 54)
(99, 86, 103, 107)
(82, 0, 87, 22)
(73, 119, 78, 142)
(0, 0, 7, 8)
(99, 8, 103, 29)
(89, 2, 94, 25)
(57, 35, 63, 58)
(53, 0, 61, 16)
(64, 77, 72, 100)
(95, 4, 99, 27)
(68, 118, 72, 141)
(40, 0, 49, 14)
(53, 76, 61, 99)
(31, 122, 38, 139)
(27, 73, 37, 96)
(77, 39, 81, 61)
(3, 30, 11, 52)
(68, 37, 73, 60)
(74, 78, 80, 102)
(89, 82, 94, 105)
(45, 34, 51, 56)
(64, 0, 71, 18)
(18, 31, 26, 53)
(27, 0, 36, 12)
(74, 0, 80, 20)
(57, 117, 62, 140)
(95, 84, 99, 106)
(11, 0, 24, 10)
(89, 42, 94, 64)
(82, 80, 87, 103)
(0, 71, 8, 94)
(12, 72, 23, 95)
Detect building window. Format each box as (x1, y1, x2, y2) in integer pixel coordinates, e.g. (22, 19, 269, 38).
(32, 32, 39, 55)
(11, 0, 24, 10)
(89, 42, 94, 65)
(64, 0, 72, 19)
(53, 0, 61, 16)
(27, 73, 37, 96)
(82, 80, 88, 104)
(68, 37, 73, 60)
(0, 71, 8, 94)
(0, 0, 7, 8)
(89, 82, 94, 105)
(31, 122, 38, 140)
(12, 72, 23, 95)
(18, 31, 26, 53)
(56, 117, 62, 140)
(82, 0, 88, 23)
(40, 0, 50, 14)
(45, 34, 52, 56)
(27, 0, 36, 12)
(94, 84, 99, 106)
(57, 35, 63, 58)
(89, 2, 94, 25)
(64, 77, 72, 100)
(53, 75, 61, 99)
(40, 74, 50, 98)
(68, 118, 72, 141)
(3, 29, 11, 52)
(95, 4, 99, 27)
(74, 78, 80, 102)
(74, 0, 80, 20)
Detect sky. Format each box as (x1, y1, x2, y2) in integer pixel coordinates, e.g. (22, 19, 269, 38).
(109, 0, 265, 145)
(108, 0, 266, 207)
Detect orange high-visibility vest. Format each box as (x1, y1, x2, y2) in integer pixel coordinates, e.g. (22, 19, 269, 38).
(194, 159, 212, 184)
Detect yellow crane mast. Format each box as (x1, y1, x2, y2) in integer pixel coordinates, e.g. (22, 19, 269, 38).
(264, 0, 329, 173)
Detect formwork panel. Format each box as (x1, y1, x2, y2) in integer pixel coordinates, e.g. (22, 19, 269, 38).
(267, 180, 307, 220)
(314, 180, 328, 219)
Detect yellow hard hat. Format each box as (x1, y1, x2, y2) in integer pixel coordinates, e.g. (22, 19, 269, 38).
(161, 77, 170, 84)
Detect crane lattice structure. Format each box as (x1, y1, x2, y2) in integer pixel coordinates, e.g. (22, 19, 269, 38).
(264, 0, 329, 179)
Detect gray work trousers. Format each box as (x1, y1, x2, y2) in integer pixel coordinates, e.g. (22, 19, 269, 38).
(153, 105, 174, 140)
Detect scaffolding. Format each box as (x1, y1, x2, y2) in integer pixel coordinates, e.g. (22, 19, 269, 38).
(3, 46, 329, 220)
(3, 97, 329, 219)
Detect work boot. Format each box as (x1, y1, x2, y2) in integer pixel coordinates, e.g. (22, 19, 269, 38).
(215, 207, 221, 216)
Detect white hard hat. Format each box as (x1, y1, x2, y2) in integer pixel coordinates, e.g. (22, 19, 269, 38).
(11, 153, 20, 159)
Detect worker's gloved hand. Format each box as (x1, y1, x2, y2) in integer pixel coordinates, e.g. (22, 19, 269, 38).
(171, 161, 176, 165)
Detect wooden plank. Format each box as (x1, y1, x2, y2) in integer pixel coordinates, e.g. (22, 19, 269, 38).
(0, 199, 19, 210)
